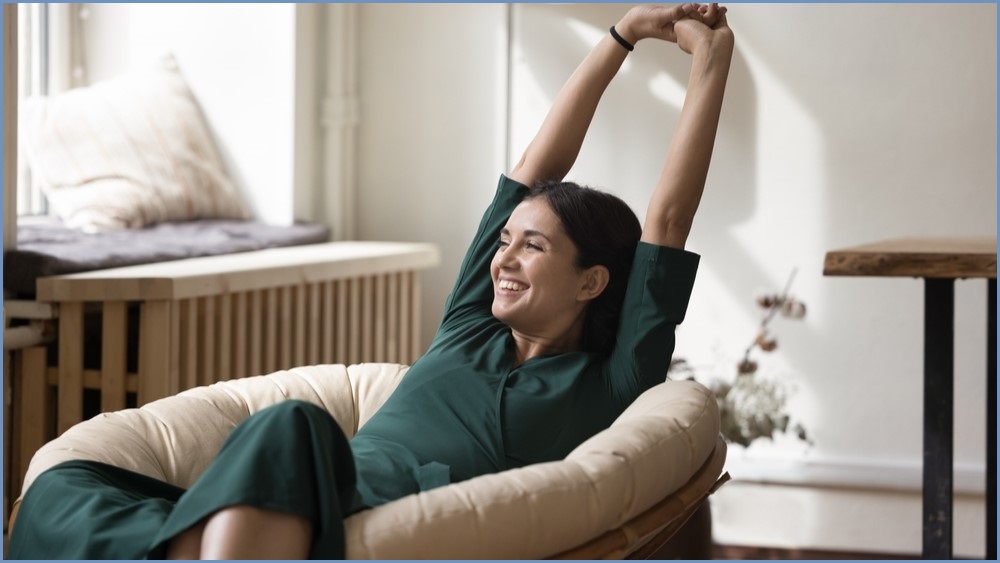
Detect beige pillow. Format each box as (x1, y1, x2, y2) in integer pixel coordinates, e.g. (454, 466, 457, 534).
(20, 55, 249, 232)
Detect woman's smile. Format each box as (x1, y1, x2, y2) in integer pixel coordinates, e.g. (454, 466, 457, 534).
(496, 278, 529, 293)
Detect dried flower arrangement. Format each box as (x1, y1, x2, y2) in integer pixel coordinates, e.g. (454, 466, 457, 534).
(670, 269, 812, 448)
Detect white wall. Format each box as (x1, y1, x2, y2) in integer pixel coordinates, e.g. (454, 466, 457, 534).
(82, 3, 318, 226)
(357, 3, 995, 558)
(355, 3, 510, 338)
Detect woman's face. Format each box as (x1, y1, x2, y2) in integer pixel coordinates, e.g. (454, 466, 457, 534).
(490, 198, 590, 336)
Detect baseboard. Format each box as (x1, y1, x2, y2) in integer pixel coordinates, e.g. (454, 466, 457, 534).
(724, 454, 986, 494)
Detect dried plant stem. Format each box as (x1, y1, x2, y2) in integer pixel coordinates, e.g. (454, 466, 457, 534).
(741, 267, 799, 363)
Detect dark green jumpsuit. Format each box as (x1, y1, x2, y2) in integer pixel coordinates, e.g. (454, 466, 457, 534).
(8, 175, 699, 559)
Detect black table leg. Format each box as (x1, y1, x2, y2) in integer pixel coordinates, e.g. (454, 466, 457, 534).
(987, 278, 996, 560)
(923, 278, 954, 559)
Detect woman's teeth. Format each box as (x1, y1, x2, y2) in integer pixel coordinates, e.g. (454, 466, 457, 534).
(498, 280, 527, 291)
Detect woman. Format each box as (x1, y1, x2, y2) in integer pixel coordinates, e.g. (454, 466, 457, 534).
(8, 3, 733, 559)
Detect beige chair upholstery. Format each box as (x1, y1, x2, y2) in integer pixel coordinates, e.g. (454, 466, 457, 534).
(12, 363, 725, 559)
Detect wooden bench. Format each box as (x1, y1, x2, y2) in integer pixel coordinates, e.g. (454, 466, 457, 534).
(6, 240, 440, 516)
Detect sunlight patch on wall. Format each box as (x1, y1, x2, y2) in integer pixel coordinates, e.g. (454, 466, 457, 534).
(507, 42, 549, 168)
(647, 71, 686, 110)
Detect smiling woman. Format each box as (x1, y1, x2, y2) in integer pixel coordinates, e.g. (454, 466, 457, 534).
(8, 3, 734, 559)
(492, 182, 642, 360)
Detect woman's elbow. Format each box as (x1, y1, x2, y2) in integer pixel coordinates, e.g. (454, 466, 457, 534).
(641, 218, 694, 250)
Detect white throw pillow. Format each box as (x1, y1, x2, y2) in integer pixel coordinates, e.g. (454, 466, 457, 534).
(20, 54, 249, 232)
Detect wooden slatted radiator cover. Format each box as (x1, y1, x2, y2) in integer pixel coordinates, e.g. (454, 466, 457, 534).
(8, 241, 440, 512)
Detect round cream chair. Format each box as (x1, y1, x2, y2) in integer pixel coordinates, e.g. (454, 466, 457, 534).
(10, 363, 728, 559)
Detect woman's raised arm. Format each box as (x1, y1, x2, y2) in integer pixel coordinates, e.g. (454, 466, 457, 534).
(509, 4, 701, 188)
(641, 4, 734, 249)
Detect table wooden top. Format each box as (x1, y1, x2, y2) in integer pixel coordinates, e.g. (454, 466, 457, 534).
(823, 236, 996, 279)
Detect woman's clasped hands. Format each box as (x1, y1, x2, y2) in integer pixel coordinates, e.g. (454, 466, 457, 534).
(614, 3, 733, 55)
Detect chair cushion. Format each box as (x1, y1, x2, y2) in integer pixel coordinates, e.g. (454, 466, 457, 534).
(19, 363, 720, 559)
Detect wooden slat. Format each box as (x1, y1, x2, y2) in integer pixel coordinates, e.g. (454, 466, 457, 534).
(249, 290, 263, 377)
(321, 281, 335, 363)
(180, 299, 198, 391)
(409, 272, 422, 363)
(824, 236, 996, 279)
(400, 271, 412, 363)
(234, 292, 248, 379)
(361, 276, 374, 361)
(307, 283, 321, 365)
(200, 295, 216, 386)
(17, 348, 49, 499)
(348, 278, 361, 365)
(374, 274, 386, 361)
(279, 286, 293, 369)
(336, 280, 348, 364)
(387, 272, 400, 363)
(217, 294, 233, 382)
(294, 284, 307, 367)
(100, 301, 128, 412)
(57, 302, 83, 435)
(265, 289, 278, 373)
(138, 300, 175, 405)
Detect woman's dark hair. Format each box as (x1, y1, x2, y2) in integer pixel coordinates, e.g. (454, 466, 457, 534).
(526, 180, 642, 356)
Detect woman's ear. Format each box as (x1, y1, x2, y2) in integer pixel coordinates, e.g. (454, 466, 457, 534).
(577, 265, 610, 302)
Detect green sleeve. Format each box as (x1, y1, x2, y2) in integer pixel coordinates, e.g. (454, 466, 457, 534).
(602, 242, 700, 409)
(439, 174, 529, 331)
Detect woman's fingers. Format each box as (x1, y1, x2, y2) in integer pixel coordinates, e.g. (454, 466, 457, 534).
(700, 4, 728, 28)
(646, 3, 697, 31)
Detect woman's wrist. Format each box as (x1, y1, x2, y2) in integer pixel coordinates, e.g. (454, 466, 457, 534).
(613, 18, 640, 48)
(683, 22, 734, 61)
(697, 31, 734, 63)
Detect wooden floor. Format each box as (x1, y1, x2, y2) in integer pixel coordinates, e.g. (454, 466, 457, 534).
(714, 544, 917, 560)
(1, 505, 917, 561)
(2, 534, 916, 560)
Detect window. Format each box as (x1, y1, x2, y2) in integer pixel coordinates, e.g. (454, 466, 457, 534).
(16, 3, 86, 217)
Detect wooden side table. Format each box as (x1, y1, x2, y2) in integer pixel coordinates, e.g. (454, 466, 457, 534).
(824, 236, 996, 559)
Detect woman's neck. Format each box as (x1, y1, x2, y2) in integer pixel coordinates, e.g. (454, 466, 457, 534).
(510, 323, 584, 367)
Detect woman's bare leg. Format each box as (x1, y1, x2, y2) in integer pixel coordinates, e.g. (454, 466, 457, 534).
(165, 521, 206, 560)
(198, 505, 312, 560)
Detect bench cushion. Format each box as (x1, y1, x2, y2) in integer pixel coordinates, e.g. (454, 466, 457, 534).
(4, 218, 330, 295)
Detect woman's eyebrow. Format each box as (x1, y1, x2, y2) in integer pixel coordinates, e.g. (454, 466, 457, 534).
(500, 227, 552, 242)
(524, 229, 552, 242)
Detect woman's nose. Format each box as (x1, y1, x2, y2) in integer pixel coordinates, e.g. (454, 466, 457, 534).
(497, 246, 518, 269)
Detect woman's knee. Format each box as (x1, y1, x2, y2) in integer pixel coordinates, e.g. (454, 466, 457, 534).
(165, 521, 206, 560)
(254, 399, 332, 424)
(245, 399, 336, 425)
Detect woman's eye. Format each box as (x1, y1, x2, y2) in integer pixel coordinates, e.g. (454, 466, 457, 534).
(497, 239, 510, 248)
(526, 242, 542, 251)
